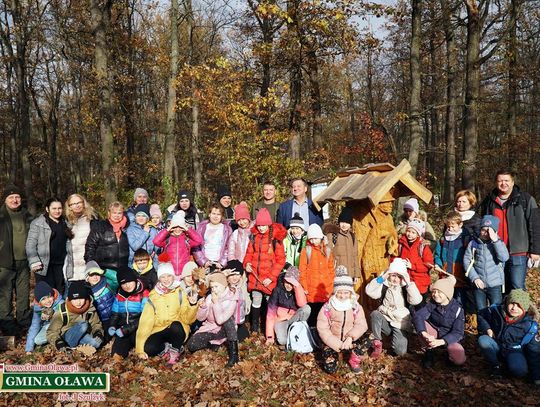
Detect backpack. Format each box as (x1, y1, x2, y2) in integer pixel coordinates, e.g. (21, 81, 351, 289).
(305, 245, 332, 264)
(286, 321, 317, 353)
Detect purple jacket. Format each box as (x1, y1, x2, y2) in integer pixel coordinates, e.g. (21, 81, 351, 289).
(192, 220, 232, 267)
(412, 298, 465, 345)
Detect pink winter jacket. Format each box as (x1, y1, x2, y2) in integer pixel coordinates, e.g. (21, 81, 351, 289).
(153, 228, 203, 278)
(227, 223, 253, 262)
(316, 300, 368, 352)
(195, 288, 238, 345)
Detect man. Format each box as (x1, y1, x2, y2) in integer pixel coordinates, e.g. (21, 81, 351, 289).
(480, 170, 540, 290)
(277, 178, 323, 230)
(0, 185, 33, 335)
(251, 181, 279, 222)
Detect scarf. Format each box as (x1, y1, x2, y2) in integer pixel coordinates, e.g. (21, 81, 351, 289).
(329, 295, 354, 312)
(108, 216, 127, 240)
(66, 299, 91, 315)
(154, 280, 181, 295)
(444, 228, 463, 241)
(457, 209, 476, 222)
(505, 309, 525, 324)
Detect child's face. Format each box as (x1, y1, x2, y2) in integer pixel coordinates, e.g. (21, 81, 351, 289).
(87, 274, 101, 286)
(121, 281, 136, 293)
(210, 281, 226, 295)
(179, 198, 191, 210)
(159, 274, 175, 287)
(151, 216, 161, 226)
(309, 237, 322, 246)
(257, 225, 269, 234)
(404, 208, 417, 219)
(183, 275, 194, 286)
(284, 281, 294, 292)
(135, 214, 148, 226)
(170, 226, 183, 236)
(405, 228, 419, 241)
(135, 258, 150, 270)
(507, 302, 524, 318)
(339, 222, 351, 232)
(480, 227, 490, 241)
(237, 218, 250, 229)
(227, 274, 241, 285)
(209, 208, 223, 225)
(387, 273, 402, 287)
(39, 295, 54, 308)
(71, 298, 86, 308)
(335, 290, 352, 301)
(431, 288, 448, 304)
(446, 220, 462, 233)
(290, 226, 303, 238)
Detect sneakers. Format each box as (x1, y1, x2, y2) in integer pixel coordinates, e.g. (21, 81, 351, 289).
(370, 340, 383, 359)
(422, 350, 435, 369)
(166, 346, 184, 365)
(348, 351, 364, 373)
(490, 364, 503, 379)
(159, 343, 172, 362)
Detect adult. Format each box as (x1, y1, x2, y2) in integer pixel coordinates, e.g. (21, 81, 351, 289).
(0, 185, 33, 334)
(217, 185, 234, 222)
(480, 170, 540, 290)
(251, 181, 279, 222)
(85, 201, 130, 271)
(166, 189, 201, 229)
(26, 198, 73, 295)
(126, 188, 149, 223)
(276, 178, 323, 230)
(453, 190, 481, 237)
(64, 194, 98, 281)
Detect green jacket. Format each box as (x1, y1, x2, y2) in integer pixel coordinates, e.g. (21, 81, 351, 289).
(283, 232, 307, 267)
(0, 204, 33, 268)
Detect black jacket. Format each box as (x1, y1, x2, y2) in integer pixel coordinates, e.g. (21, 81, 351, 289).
(0, 204, 33, 268)
(84, 219, 129, 270)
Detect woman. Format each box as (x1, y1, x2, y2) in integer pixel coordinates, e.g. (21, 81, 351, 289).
(454, 190, 481, 237)
(166, 189, 201, 229)
(26, 198, 73, 294)
(64, 194, 98, 281)
(126, 188, 149, 223)
(85, 201, 129, 271)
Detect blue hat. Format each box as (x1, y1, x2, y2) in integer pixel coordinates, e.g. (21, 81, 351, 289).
(480, 215, 499, 233)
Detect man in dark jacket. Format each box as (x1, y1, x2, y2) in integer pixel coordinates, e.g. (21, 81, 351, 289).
(480, 170, 540, 290)
(276, 178, 323, 229)
(0, 185, 33, 334)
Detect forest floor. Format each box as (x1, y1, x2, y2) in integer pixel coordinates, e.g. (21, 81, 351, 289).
(2, 273, 540, 406)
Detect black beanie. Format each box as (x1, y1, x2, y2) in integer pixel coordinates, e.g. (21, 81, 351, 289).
(117, 266, 138, 285)
(177, 189, 193, 202)
(217, 185, 232, 200)
(68, 281, 91, 300)
(225, 259, 244, 276)
(2, 184, 23, 201)
(34, 281, 54, 302)
(134, 203, 150, 218)
(338, 207, 353, 225)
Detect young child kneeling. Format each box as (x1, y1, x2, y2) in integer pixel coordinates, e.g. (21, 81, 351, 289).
(412, 275, 466, 368)
(317, 268, 369, 374)
(365, 258, 422, 358)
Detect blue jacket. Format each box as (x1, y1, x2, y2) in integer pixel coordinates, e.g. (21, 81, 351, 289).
(412, 298, 465, 345)
(434, 233, 468, 287)
(276, 199, 323, 229)
(108, 281, 149, 335)
(463, 238, 509, 288)
(25, 290, 64, 352)
(125, 223, 158, 267)
(89, 277, 115, 323)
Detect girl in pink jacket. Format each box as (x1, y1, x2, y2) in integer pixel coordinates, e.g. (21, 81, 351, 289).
(316, 266, 369, 374)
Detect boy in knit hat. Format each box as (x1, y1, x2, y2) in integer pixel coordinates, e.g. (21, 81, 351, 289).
(228, 202, 253, 263)
(317, 266, 369, 374)
(477, 289, 540, 381)
(412, 275, 466, 369)
(365, 258, 422, 357)
(85, 261, 115, 332)
(283, 212, 307, 267)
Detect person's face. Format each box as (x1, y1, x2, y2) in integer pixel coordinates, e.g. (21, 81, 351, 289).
(135, 258, 150, 269)
(183, 275, 194, 286)
(257, 225, 269, 234)
(170, 226, 183, 236)
(263, 185, 276, 200)
(405, 228, 419, 241)
(290, 226, 304, 238)
(291, 180, 307, 198)
(480, 227, 490, 241)
(431, 289, 448, 304)
(209, 208, 222, 225)
(507, 302, 524, 318)
(446, 220, 462, 233)
(220, 196, 232, 208)
(151, 215, 161, 226)
(237, 218, 250, 229)
(227, 274, 241, 285)
(121, 281, 136, 293)
(403, 208, 416, 219)
(135, 214, 148, 226)
(135, 194, 148, 205)
(46, 201, 63, 220)
(455, 196, 472, 212)
(39, 295, 54, 308)
(179, 198, 190, 210)
(335, 290, 352, 301)
(210, 281, 226, 295)
(71, 298, 86, 308)
(388, 273, 402, 287)
(159, 274, 175, 287)
(87, 274, 101, 286)
(339, 222, 351, 233)
(5, 194, 21, 211)
(284, 281, 294, 292)
(496, 174, 515, 196)
(109, 208, 124, 222)
(68, 196, 85, 215)
(310, 237, 322, 246)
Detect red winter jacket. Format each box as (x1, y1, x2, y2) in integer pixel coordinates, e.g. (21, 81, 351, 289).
(397, 235, 434, 294)
(243, 223, 287, 295)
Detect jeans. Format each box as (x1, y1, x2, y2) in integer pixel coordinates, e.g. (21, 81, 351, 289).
(64, 322, 102, 348)
(370, 310, 408, 356)
(505, 254, 527, 291)
(34, 322, 50, 346)
(473, 286, 503, 311)
(273, 305, 311, 345)
(478, 335, 528, 377)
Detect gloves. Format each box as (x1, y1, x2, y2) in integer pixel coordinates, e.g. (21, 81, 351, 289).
(115, 328, 124, 338)
(93, 332, 104, 348)
(108, 327, 117, 337)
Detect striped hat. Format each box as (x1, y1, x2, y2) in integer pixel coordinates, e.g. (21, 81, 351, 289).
(333, 265, 354, 294)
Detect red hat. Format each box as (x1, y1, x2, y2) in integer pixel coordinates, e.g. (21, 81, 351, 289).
(234, 202, 251, 222)
(255, 208, 272, 226)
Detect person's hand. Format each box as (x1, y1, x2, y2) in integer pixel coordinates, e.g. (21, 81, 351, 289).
(31, 263, 43, 272)
(262, 278, 272, 287)
(144, 224, 150, 232)
(204, 261, 213, 268)
(138, 352, 149, 360)
(487, 329, 494, 338)
(246, 263, 254, 273)
(108, 327, 117, 337)
(488, 228, 499, 242)
(474, 279, 485, 290)
(197, 298, 205, 307)
(421, 331, 434, 343)
(115, 328, 124, 338)
(404, 259, 412, 269)
(529, 253, 540, 262)
(341, 337, 353, 350)
(428, 338, 445, 348)
(215, 263, 223, 269)
(211, 291, 219, 304)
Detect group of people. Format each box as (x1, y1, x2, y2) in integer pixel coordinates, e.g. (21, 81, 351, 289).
(0, 170, 539, 382)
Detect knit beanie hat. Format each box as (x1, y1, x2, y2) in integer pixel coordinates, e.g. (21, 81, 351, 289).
(333, 265, 355, 294)
(338, 207, 353, 225)
(133, 188, 149, 201)
(284, 266, 300, 286)
(255, 208, 272, 226)
(35, 281, 54, 302)
(234, 202, 251, 222)
(177, 189, 193, 202)
(507, 289, 531, 312)
(134, 203, 150, 219)
(386, 258, 409, 280)
(117, 266, 138, 285)
(289, 212, 306, 231)
(157, 262, 175, 278)
(85, 261, 104, 278)
(68, 281, 91, 300)
(430, 275, 456, 300)
(406, 218, 425, 237)
(170, 210, 187, 229)
(307, 224, 324, 239)
(403, 198, 420, 213)
(208, 272, 228, 288)
(2, 184, 22, 201)
(225, 259, 244, 276)
(217, 185, 232, 200)
(150, 204, 162, 221)
(480, 215, 500, 233)
(181, 261, 198, 278)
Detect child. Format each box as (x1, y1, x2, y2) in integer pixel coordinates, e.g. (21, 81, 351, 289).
(25, 282, 64, 353)
(179, 261, 202, 304)
(283, 212, 307, 267)
(365, 258, 422, 357)
(224, 259, 251, 342)
(243, 208, 287, 334)
(477, 289, 540, 381)
(149, 204, 164, 231)
(265, 266, 311, 347)
(153, 210, 203, 278)
(136, 260, 200, 365)
(132, 248, 158, 290)
(317, 267, 369, 374)
(397, 198, 436, 247)
(299, 224, 336, 326)
(85, 261, 115, 331)
(193, 204, 233, 269)
(108, 267, 149, 360)
(46, 280, 104, 351)
(397, 218, 434, 297)
(412, 276, 466, 368)
(227, 202, 253, 262)
(126, 203, 159, 268)
(463, 215, 509, 311)
(186, 272, 240, 367)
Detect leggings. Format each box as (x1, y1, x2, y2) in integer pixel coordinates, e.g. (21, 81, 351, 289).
(187, 316, 237, 352)
(144, 321, 186, 356)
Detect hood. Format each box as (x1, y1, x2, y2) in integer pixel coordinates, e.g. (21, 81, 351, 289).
(323, 223, 339, 235)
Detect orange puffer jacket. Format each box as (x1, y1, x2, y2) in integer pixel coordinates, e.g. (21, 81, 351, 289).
(299, 242, 335, 303)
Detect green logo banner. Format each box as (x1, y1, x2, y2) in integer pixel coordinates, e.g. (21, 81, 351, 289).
(0, 372, 109, 392)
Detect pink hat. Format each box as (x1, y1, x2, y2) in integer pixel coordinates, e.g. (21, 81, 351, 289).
(234, 202, 251, 222)
(255, 208, 272, 226)
(406, 218, 425, 236)
(150, 204, 162, 221)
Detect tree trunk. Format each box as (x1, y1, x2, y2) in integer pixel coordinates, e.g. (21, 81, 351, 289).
(306, 48, 322, 150)
(287, 0, 301, 159)
(506, 0, 520, 167)
(408, 0, 423, 176)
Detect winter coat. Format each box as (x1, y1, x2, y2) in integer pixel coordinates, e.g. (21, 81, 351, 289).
(195, 288, 238, 345)
(480, 186, 540, 255)
(227, 224, 253, 262)
(136, 286, 199, 354)
(88, 277, 115, 323)
(397, 235, 434, 294)
(299, 242, 336, 303)
(25, 215, 54, 276)
(276, 198, 324, 229)
(153, 228, 203, 277)
(46, 299, 103, 349)
(108, 281, 149, 335)
(25, 289, 64, 352)
(243, 223, 287, 295)
(126, 223, 159, 267)
(316, 300, 368, 352)
(412, 298, 465, 345)
(132, 262, 157, 291)
(283, 232, 307, 267)
(464, 237, 509, 288)
(325, 224, 360, 278)
(0, 204, 32, 268)
(65, 216, 92, 280)
(266, 273, 308, 340)
(84, 219, 130, 270)
(230, 276, 251, 324)
(192, 220, 232, 267)
(434, 233, 469, 288)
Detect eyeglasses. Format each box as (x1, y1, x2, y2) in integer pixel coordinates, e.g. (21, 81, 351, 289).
(69, 201, 84, 207)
